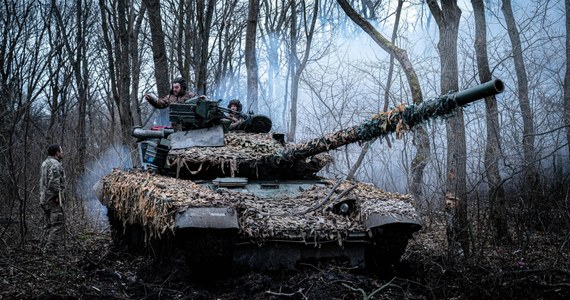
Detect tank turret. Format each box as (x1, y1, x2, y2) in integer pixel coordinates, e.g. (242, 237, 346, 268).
(134, 79, 504, 179)
(98, 79, 504, 274)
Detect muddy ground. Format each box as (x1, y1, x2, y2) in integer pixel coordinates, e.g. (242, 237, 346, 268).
(1, 216, 569, 300)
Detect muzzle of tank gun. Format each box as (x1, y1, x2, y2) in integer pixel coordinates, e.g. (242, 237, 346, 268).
(400, 79, 505, 128)
(453, 78, 505, 106)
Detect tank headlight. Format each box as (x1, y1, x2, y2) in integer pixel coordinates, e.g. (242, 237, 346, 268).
(339, 203, 350, 214)
(332, 199, 356, 216)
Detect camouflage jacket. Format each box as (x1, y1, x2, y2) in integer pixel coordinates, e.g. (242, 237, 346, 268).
(227, 113, 245, 130)
(151, 91, 197, 109)
(39, 156, 66, 205)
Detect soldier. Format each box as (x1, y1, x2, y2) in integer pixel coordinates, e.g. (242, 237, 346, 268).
(144, 77, 197, 109)
(227, 99, 245, 130)
(39, 144, 66, 254)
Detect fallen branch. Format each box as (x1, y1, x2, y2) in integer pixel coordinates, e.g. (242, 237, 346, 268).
(265, 288, 308, 299)
(300, 180, 345, 214)
(341, 277, 396, 300)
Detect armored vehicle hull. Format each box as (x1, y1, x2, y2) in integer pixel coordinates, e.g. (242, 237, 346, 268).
(99, 168, 421, 271)
(98, 79, 504, 273)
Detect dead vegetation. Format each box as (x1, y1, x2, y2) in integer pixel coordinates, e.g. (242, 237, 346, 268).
(1, 210, 569, 300)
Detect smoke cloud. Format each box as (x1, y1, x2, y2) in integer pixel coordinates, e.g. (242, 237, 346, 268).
(75, 144, 132, 230)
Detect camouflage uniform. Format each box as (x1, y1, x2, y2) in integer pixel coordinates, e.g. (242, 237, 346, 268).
(147, 91, 197, 109)
(39, 156, 66, 252)
(148, 91, 198, 130)
(226, 99, 245, 130)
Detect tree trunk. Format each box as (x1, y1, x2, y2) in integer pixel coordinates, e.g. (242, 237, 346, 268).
(178, 1, 193, 79)
(143, 0, 170, 98)
(427, 0, 470, 259)
(51, 0, 89, 174)
(472, 0, 509, 244)
(501, 0, 539, 194)
(287, 0, 318, 143)
(99, 0, 137, 164)
(130, 5, 147, 127)
(245, 0, 260, 113)
(195, 0, 216, 95)
(564, 0, 570, 159)
(286, 0, 298, 142)
(336, 0, 421, 98)
(117, 0, 133, 144)
(75, 0, 88, 175)
(259, 1, 289, 127)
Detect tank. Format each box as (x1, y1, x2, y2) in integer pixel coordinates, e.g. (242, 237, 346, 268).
(97, 79, 504, 273)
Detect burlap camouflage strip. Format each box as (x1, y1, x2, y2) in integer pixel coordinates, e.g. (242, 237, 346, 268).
(167, 131, 332, 177)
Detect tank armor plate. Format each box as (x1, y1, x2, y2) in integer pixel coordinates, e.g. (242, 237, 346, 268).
(100, 169, 421, 244)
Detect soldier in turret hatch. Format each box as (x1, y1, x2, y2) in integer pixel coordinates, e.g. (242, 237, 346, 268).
(226, 99, 246, 130)
(144, 77, 197, 109)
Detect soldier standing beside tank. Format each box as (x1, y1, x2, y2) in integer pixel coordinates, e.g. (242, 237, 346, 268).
(39, 144, 66, 254)
(144, 77, 197, 108)
(226, 99, 245, 130)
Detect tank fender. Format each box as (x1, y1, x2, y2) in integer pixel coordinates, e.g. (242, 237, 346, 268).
(363, 213, 422, 232)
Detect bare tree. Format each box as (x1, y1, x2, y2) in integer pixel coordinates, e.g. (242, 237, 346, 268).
(427, 0, 470, 259)
(211, 0, 244, 98)
(130, 4, 147, 127)
(245, 0, 260, 112)
(259, 0, 290, 126)
(195, 0, 216, 95)
(142, 0, 170, 98)
(50, 0, 92, 174)
(0, 1, 51, 242)
(501, 0, 539, 194)
(471, 0, 509, 244)
(160, 0, 213, 94)
(287, 0, 319, 142)
(98, 0, 138, 164)
(346, 0, 405, 181)
(564, 0, 570, 159)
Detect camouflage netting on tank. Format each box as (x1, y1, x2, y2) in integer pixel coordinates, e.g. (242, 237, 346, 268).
(168, 132, 285, 176)
(101, 169, 233, 241)
(168, 132, 333, 178)
(358, 95, 462, 140)
(225, 180, 419, 245)
(279, 106, 410, 160)
(280, 97, 461, 161)
(101, 169, 419, 244)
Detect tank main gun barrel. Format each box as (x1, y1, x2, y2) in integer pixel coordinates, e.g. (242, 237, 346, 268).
(280, 79, 504, 161)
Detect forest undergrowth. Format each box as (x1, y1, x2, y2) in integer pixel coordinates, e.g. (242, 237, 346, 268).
(0, 205, 569, 300)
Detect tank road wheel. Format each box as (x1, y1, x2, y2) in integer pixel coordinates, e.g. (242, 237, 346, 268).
(175, 229, 235, 278)
(365, 224, 414, 275)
